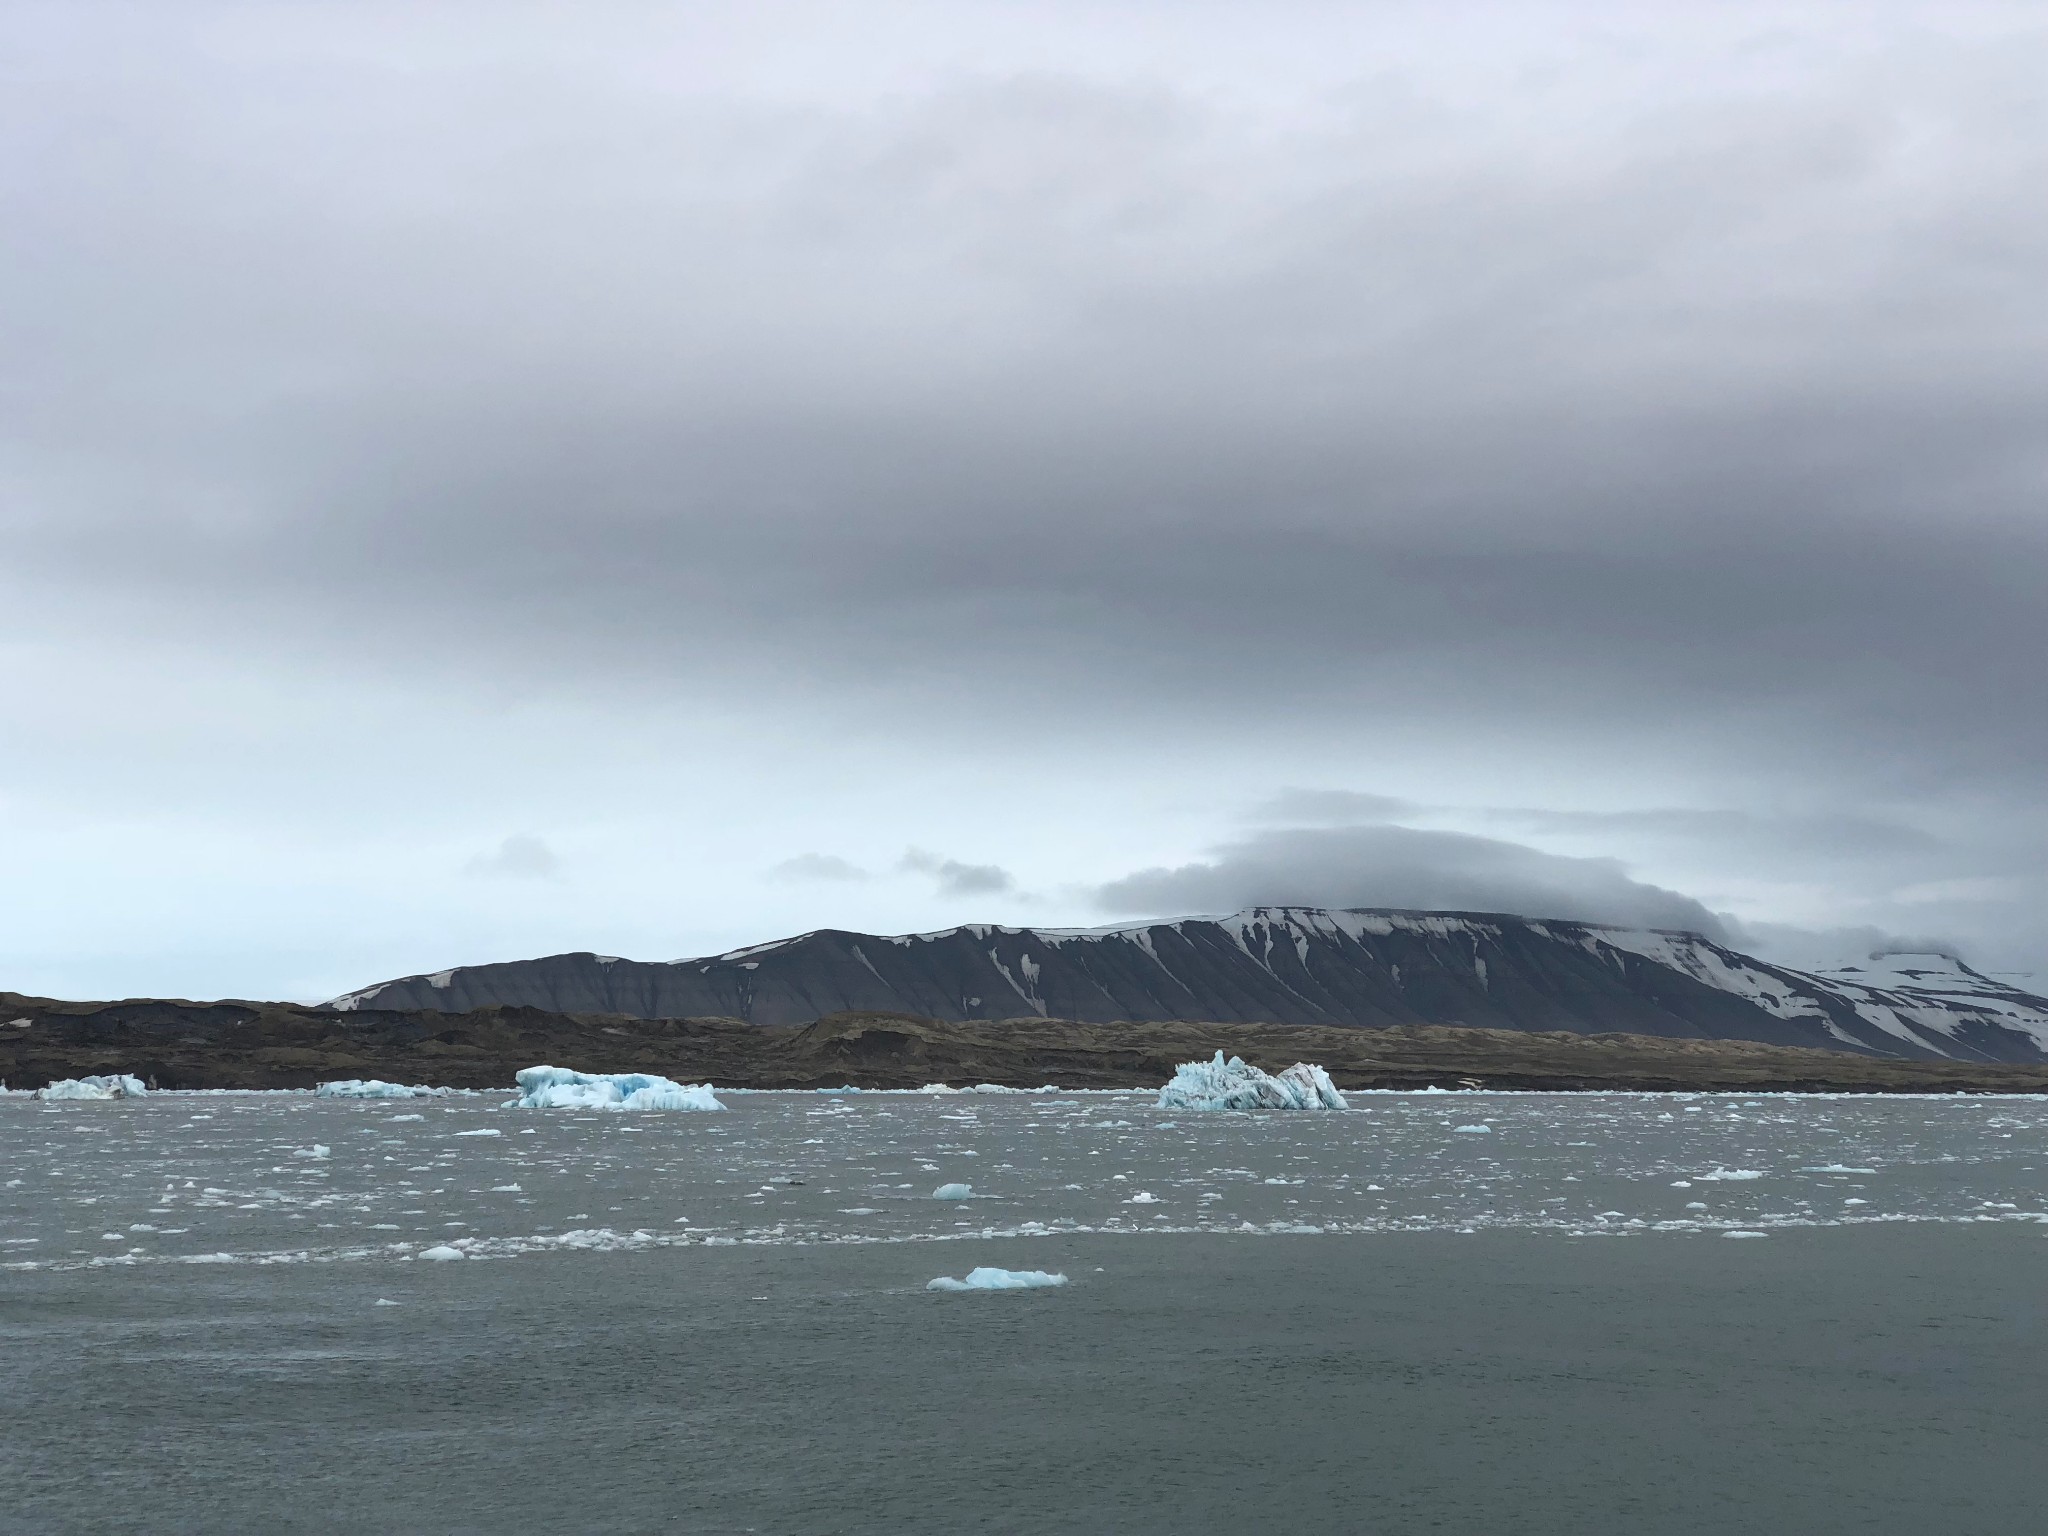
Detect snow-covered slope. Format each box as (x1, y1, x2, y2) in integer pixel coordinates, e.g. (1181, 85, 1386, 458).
(326, 908, 2048, 1062)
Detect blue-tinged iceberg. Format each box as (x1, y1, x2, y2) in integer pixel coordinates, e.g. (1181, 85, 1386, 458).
(37, 1074, 148, 1101)
(927, 1267, 1068, 1292)
(513, 1066, 725, 1111)
(316, 1079, 452, 1100)
(1156, 1052, 1347, 1111)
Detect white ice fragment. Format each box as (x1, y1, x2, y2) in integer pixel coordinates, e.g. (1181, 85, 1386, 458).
(933, 1182, 973, 1200)
(37, 1074, 147, 1100)
(1698, 1168, 1766, 1181)
(927, 1267, 1068, 1292)
(1723, 1231, 1769, 1239)
(293, 1145, 331, 1160)
(418, 1245, 466, 1261)
(1452, 1124, 1492, 1134)
(388, 1114, 425, 1122)
(450, 1129, 501, 1138)
(1155, 1052, 1347, 1111)
(315, 1080, 450, 1099)
(1125, 1191, 1159, 1204)
(1685, 1201, 1709, 1210)
(512, 1066, 725, 1111)
(374, 1298, 402, 1306)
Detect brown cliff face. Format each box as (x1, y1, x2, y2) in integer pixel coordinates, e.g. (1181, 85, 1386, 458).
(8, 994, 2048, 1095)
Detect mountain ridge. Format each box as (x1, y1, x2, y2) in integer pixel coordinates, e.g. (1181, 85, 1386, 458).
(327, 906, 2048, 1062)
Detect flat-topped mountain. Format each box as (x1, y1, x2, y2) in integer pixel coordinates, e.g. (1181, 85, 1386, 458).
(329, 907, 2048, 1062)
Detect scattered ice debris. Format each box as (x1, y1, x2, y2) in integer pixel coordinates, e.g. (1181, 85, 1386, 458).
(418, 1244, 466, 1261)
(933, 1183, 973, 1200)
(315, 1080, 451, 1100)
(37, 1075, 147, 1101)
(1698, 1168, 1766, 1181)
(927, 1267, 1068, 1292)
(512, 1066, 725, 1111)
(1155, 1053, 1347, 1112)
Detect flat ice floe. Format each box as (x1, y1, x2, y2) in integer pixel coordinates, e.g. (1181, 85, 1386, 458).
(513, 1066, 725, 1111)
(316, 1080, 452, 1100)
(928, 1266, 1068, 1291)
(1157, 1053, 1347, 1111)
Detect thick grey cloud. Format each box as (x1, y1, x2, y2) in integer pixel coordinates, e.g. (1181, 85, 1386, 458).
(6, 2, 2048, 993)
(1096, 825, 1730, 937)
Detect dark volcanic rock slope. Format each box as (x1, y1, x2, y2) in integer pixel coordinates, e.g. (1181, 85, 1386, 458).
(330, 908, 2048, 1062)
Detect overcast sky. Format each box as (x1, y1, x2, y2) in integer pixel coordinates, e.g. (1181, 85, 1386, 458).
(6, 1, 2048, 1000)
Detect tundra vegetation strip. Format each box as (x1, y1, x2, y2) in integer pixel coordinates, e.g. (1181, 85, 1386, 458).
(10, 999, 2048, 1095)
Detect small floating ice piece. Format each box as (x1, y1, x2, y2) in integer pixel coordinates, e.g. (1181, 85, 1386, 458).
(927, 1267, 1068, 1292)
(1723, 1230, 1769, 1239)
(418, 1244, 466, 1261)
(512, 1066, 724, 1111)
(1698, 1168, 1766, 1181)
(316, 1080, 450, 1100)
(933, 1183, 973, 1200)
(1452, 1124, 1491, 1134)
(1155, 1052, 1346, 1111)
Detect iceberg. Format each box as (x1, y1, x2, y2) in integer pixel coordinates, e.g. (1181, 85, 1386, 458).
(932, 1182, 973, 1200)
(1155, 1052, 1347, 1111)
(512, 1066, 725, 1111)
(927, 1267, 1068, 1292)
(37, 1074, 148, 1101)
(316, 1080, 451, 1100)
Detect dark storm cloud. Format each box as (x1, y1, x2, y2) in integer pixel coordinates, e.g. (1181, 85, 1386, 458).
(8, 4, 2047, 788)
(1095, 825, 1730, 937)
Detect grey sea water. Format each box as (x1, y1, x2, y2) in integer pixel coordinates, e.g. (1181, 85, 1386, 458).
(5, 1090, 2047, 1533)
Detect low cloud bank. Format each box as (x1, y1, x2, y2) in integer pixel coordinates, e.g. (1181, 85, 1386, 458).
(1094, 824, 1730, 938)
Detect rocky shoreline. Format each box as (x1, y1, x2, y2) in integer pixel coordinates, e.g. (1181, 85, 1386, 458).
(8, 992, 2048, 1094)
